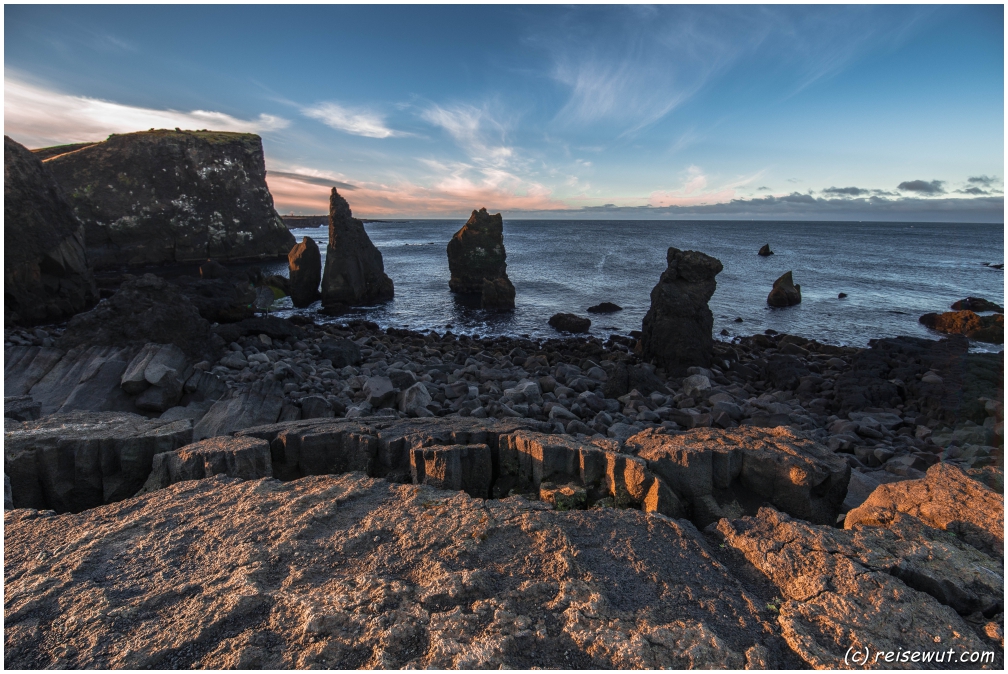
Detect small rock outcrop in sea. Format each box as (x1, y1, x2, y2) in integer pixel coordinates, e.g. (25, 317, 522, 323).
(288, 236, 322, 307)
(548, 312, 591, 333)
(758, 243, 773, 256)
(587, 302, 622, 313)
(919, 310, 1003, 344)
(767, 271, 802, 307)
(640, 247, 723, 374)
(38, 129, 295, 269)
(320, 188, 394, 310)
(58, 273, 218, 361)
(447, 208, 516, 309)
(4, 136, 98, 326)
(951, 296, 1004, 313)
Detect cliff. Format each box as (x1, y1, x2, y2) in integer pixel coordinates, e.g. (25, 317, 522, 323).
(39, 129, 295, 269)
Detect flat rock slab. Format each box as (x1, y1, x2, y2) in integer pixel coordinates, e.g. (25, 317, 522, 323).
(3, 346, 65, 397)
(715, 508, 1001, 669)
(192, 380, 284, 441)
(3, 473, 799, 669)
(846, 463, 1004, 559)
(12, 344, 138, 416)
(4, 411, 193, 512)
(139, 436, 272, 494)
(626, 426, 850, 525)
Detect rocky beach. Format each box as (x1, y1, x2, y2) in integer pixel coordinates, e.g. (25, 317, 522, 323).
(4, 128, 1004, 669)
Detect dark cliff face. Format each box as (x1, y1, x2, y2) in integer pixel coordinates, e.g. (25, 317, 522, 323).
(39, 129, 295, 269)
(4, 135, 98, 325)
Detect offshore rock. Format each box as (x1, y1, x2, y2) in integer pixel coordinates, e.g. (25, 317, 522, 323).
(951, 297, 1003, 313)
(758, 243, 774, 256)
(288, 236, 322, 307)
(4, 411, 193, 512)
(447, 208, 515, 309)
(40, 129, 294, 269)
(767, 271, 802, 307)
(3, 472, 800, 668)
(58, 273, 218, 361)
(919, 310, 1003, 344)
(320, 188, 393, 308)
(548, 312, 591, 334)
(4, 136, 98, 325)
(587, 301, 622, 313)
(640, 247, 723, 374)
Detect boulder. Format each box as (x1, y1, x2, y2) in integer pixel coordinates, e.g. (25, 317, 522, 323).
(447, 208, 515, 308)
(24, 344, 138, 416)
(625, 426, 850, 526)
(138, 435, 272, 494)
(399, 382, 433, 417)
(288, 236, 322, 307)
(4, 136, 98, 325)
(4, 395, 41, 422)
(363, 376, 396, 408)
(919, 310, 1003, 344)
(410, 444, 493, 499)
(757, 243, 773, 256)
(640, 247, 723, 374)
(320, 188, 394, 308)
(587, 302, 622, 313)
(951, 296, 1003, 313)
(4, 411, 193, 512)
(319, 338, 362, 367)
(39, 129, 294, 269)
(715, 507, 998, 669)
(767, 271, 801, 307)
(300, 395, 334, 420)
(120, 343, 190, 407)
(548, 313, 591, 333)
(58, 273, 218, 361)
(192, 380, 284, 441)
(845, 463, 1003, 558)
(172, 275, 256, 323)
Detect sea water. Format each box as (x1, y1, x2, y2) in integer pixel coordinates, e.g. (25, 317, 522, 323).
(264, 220, 1004, 351)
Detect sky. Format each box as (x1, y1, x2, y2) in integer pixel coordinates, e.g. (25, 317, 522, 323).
(4, 3, 1004, 221)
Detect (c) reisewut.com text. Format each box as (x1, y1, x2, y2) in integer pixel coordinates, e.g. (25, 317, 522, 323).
(845, 646, 996, 666)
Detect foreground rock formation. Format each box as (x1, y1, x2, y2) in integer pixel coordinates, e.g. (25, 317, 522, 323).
(38, 129, 295, 269)
(288, 236, 322, 307)
(640, 247, 723, 374)
(447, 208, 516, 310)
(4, 136, 98, 326)
(320, 188, 394, 310)
(767, 271, 802, 307)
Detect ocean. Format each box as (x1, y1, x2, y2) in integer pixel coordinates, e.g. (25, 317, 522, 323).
(263, 220, 1004, 352)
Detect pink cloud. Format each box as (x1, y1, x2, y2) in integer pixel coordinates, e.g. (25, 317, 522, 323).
(648, 187, 736, 207)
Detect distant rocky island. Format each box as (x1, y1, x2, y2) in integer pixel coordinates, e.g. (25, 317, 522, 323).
(3, 127, 1003, 669)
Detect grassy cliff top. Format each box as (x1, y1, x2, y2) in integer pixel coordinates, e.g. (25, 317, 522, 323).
(34, 129, 261, 160)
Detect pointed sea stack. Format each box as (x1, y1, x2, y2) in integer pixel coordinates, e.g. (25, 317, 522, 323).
(4, 136, 98, 325)
(447, 208, 515, 309)
(320, 189, 393, 310)
(640, 247, 723, 374)
(767, 271, 801, 307)
(758, 243, 773, 256)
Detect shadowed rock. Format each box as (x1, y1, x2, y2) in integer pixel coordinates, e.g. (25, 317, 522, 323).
(288, 236, 322, 307)
(138, 435, 272, 494)
(587, 302, 622, 313)
(4, 136, 98, 326)
(640, 247, 723, 374)
(767, 271, 801, 307)
(39, 129, 294, 269)
(919, 310, 1003, 344)
(447, 208, 515, 309)
(320, 188, 393, 308)
(758, 243, 773, 256)
(951, 297, 1003, 313)
(549, 313, 591, 333)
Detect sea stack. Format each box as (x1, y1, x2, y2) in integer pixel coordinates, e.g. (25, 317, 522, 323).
(767, 271, 802, 307)
(758, 244, 774, 256)
(4, 135, 98, 326)
(38, 129, 295, 269)
(640, 247, 723, 374)
(320, 188, 394, 310)
(287, 236, 322, 308)
(447, 208, 515, 309)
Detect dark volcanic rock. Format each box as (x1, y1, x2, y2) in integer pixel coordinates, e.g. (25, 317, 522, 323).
(548, 312, 591, 333)
(951, 296, 1003, 313)
(4, 136, 98, 325)
(447, 208, 515, 309)
(58, 273, 218, 361)
(172, 275, 255, 323)
(640, 247, 723, 374)
(288, 236, 322, 307)
(138, 435, 272, 495)
(758, 243, 773, 256)
(320, 188, 394, 308)
(587, 302, 622, 314)
(40, 129, 295, 269)
(920, 310, 1003, 344)
(767, 271, 801, 307)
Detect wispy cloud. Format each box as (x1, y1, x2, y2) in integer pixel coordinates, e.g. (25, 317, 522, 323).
(301, 102, 400, 138)
(266, 170, 356, 190)
(4, 75, 288, 148)
(420, 103, 514, 167)
(897, 179, 945, 195)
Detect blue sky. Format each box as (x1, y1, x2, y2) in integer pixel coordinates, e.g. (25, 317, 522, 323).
(4, 4, 1004, 220)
